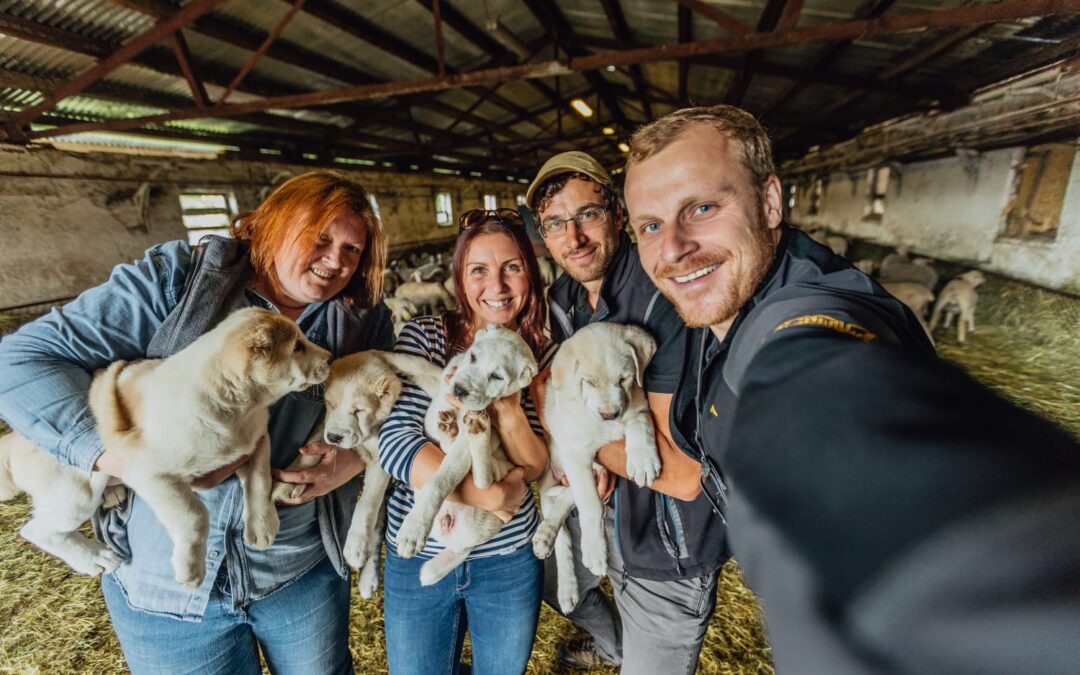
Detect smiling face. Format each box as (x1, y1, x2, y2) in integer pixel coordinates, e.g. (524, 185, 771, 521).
(461, 231, 531, 331)
(625, 124, 783, 334)
(272, 212, 367, 308)
(535, 177, 621, 285)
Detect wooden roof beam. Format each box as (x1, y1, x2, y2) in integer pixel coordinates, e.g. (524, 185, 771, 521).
(170, 30, 209, 108)
(674, 0, 752, 34)
(7, 0, 228, 137)
(25, 0, 1079, 140)
(678, 5, 692, 105)
(217, 0, 308, 105)
(599, 0, 653, 120)
(724, 0, 791, 106)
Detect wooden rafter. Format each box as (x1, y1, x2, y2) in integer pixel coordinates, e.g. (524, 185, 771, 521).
(217, 0, 308, 106)
(6, 0, 228, 137)
(673, 0, 752, 34)
(724, 0, 790, 106)
(170, 30, 209, 108)
(599, 0, 653, 120)
(678, 5, 692, 105)
(24, 0, 1079, 143)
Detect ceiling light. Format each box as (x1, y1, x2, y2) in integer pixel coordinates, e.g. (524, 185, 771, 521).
(570, 98, 593, 118)
(618, 142, 630, 153)
(606, 65, 616, 72)
(602, 126, 615, 135)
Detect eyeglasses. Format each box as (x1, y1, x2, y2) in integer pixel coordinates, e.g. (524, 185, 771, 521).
(538, 206, 608, 239)
(458, 208, 525, 232)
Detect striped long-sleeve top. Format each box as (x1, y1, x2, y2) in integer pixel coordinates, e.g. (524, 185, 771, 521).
(378, 314, 556, 560)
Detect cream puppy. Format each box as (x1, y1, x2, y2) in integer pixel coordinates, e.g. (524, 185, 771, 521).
(271, 351, 403, 598)
(0, 307, 330, 587)
(533, 322, 658, 606)
(383, 325, 538, 585)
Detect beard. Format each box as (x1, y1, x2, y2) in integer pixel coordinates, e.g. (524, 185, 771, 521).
(655, 217, 777, 330)
(560, 239, 616, 285)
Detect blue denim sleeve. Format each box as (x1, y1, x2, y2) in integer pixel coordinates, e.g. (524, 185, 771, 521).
(0, 240, 192, 474)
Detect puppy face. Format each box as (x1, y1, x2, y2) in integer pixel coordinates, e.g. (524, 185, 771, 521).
(323, 352, 402, 448)
(448, 325, 538, 411)
(961, 270, 986, 287)
(234, 310, 331, 393)
(552, 323, 657, 422)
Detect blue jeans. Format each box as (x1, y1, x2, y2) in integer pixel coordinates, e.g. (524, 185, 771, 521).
(383, 544, 543, 675)
(102, 554, 353, 675)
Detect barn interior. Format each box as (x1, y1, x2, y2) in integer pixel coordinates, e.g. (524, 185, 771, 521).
(1, 0, 1078, 672)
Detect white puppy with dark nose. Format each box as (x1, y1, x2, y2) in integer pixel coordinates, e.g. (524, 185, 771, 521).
(533, 322, 659, 610)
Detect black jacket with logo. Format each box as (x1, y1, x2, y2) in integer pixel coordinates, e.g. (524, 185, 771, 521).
(548, 231, 729, 581)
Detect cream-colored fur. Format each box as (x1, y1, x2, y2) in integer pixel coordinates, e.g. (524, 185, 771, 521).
(394, 281, 454, 314)
(0, 307, 330, 586)
(271, 351, 402, 598)
(930, 270, 986, 343)
(382, 325, 538, 585)
(533, 323, 659, 610)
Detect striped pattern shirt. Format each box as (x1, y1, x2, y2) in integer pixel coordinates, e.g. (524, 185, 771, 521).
(378, 315, 555, 560)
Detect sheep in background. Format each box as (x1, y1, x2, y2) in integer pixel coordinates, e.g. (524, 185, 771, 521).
(880, 245, 911, 270)
(395, 281, 455, 315)
(383, 268, 399, 296)
(385, 297, 418, 326)
(878, 258, 939, 291)
(854, 259, 877, 276)
(824, 235, 849, 258)
(929, 270, 987, 344)
(881, 281, 936, 344)
(443, 276, 455, 298)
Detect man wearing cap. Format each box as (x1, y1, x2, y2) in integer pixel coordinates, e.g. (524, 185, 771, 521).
(527, 151, 728, 673)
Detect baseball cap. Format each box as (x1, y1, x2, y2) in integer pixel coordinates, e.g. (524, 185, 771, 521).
(525, 151, 612, 209)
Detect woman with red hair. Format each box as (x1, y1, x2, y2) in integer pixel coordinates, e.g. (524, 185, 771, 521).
(379, 208, 553, 674)
(0, 171, 394, 673)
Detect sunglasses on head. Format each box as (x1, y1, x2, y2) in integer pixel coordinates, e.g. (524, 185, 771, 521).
(458, 208, 525, 232)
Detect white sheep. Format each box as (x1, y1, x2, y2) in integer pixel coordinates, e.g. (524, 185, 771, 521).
(880, 245, 911, 271)
(878, 259, 939, 290)
(929, 270, 986, 344)
(854, 259, 877, 276)
(395, 281, 455, 315)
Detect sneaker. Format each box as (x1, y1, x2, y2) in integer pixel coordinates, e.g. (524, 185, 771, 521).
(556, 634, 619, 669)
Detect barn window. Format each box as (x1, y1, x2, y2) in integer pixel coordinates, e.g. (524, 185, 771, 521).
(435, 191, 453, 226)
(1001, 143, 1073, 241)
(179, 192, 237, 245)
(483, 194, 498, 210)
(864, 166, 889, 218)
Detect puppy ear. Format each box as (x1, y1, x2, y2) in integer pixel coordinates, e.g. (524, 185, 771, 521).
(248, 322, 277, 359)
(375, 376, 395, 399)
(516, 360, 538, 389)
(624, 328, 657, 387)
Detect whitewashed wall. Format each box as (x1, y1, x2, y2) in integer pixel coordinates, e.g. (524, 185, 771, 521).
(788, 144, 1080, 295)
(0, 144, 526, 308)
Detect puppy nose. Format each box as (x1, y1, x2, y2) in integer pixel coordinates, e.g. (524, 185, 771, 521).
(325, 432, 344, 445)
(599, 410, 619, 421)
(452, 383, 467, 399)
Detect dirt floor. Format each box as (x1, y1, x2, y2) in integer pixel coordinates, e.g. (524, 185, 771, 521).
(0, 251, 1077, 673)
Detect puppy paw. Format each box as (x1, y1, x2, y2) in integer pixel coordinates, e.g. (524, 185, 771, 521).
(94, 548, 125, 575)
(437, 409, 459, 439)
(531, 524, 558, 559)
(101, 485, 128, 510)
(558, 583, 580, 614)
(580, 539, 608, 578)
(244, 507, 280, 550)
(625, 449, 662, 487)
(172, 546, 206, 588)
(357, 561, 379, 599)
(463, 410, 489, 435)
(343, 530, 370, 569)
(270, 480, 305, 503)
(395, 514, 430, 559)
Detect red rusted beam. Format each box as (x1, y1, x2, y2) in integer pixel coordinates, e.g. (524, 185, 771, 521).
(25, 0, 1080, 140)
(8, 0, 228, 135)
(433, 0, 446, 78)
(674, 0, 753, 34)
(217, 0, 307, 105)
(777, 0, 804, 31)
(170, 30, 209, 108)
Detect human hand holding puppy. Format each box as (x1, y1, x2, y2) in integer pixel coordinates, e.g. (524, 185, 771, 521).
(271, 440, 367, 505)
(94, 449, 254, 491)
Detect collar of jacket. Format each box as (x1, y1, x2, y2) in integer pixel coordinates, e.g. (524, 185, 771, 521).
(548, 229, 635, 318)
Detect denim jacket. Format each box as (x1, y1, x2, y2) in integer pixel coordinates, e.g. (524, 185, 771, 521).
(0, 238, 394, 620)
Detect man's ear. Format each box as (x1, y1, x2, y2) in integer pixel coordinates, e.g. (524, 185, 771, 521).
(624, 327, 657, 387)
(763, 174, 784, 230)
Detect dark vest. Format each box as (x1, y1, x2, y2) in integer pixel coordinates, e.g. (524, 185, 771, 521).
(95, 237, 392, 576)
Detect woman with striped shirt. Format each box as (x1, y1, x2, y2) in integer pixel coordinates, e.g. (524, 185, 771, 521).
(378, 208, 555, 674)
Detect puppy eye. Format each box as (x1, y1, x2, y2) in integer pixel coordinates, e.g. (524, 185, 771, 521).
(293, 341, 305, 353)
(470, 352, 477, 364)
(489, 372, 504, 381)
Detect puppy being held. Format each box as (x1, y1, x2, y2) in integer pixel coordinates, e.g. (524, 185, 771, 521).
(0, 307, 330, 587)
(532, 322, 659, 611)
(382, 325, 538, 585)
(271, 351, 402, 598)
